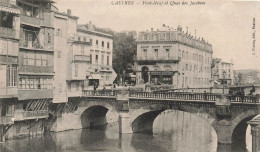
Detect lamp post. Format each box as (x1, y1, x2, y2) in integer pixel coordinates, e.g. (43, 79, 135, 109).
(223, 71, 226, 94)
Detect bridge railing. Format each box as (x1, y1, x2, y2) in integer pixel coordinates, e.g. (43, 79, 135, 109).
(226, 95, 258, 103)
(82, 90, 118, 97)
(129, 91, 220, 101)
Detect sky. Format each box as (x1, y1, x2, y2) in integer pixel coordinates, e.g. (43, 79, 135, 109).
(55, 0, 260, 70)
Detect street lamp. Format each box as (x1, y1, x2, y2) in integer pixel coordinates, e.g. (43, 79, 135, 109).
(223, 71, 226, 94)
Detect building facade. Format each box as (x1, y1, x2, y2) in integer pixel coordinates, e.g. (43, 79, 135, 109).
(0, 1, 116, 140)
(0, 0, 20, 141)
(77, 22, 116, 89)
(212, 58, 234, 85)
(2, 0, 54, 140)
(52, 8, 80, 102)
(135, 24, 213, 88)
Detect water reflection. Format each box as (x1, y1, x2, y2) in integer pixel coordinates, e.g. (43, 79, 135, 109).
(0, 110, 253, 152)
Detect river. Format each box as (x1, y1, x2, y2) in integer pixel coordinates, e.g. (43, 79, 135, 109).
(0, 110, 252, 152)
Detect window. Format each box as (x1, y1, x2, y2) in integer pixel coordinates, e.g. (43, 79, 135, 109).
(95, 55, 98, 64)
(78, 36, 80, 41)
(22, 51, 50, 66)
(75, 64, 78, 77)
(19, 77, 52, 90)
(163, 76, 172, 84)
(166, 33, 170, 40)
(143, 49, 147, 58)
(96, 40, 98, 46)
(90, 54, 92, 64)
(48, 33, 51, 43)
(144, 35, 147, 40)
(107, 42, 110, 49)
(166, 49, 170, 57)
(6, 65, 17, 87)
(19, 3, 44, 19)
(90, 39, 92, 45)
(35, 53, 41, 66)
(68, 82, 71, 91)
(56, 29, 62, 36)
(76, 82, 79, 91)
(101, 55, 104, 65)
(154, 49, 158, 58)
(58, 51, 62, 58)
(83, 37, 86, 42)
(81, 45, 84, 54)
(42, 54, 47, 66)
(102, 41, 104, 47)
(107, 56, 109, 65)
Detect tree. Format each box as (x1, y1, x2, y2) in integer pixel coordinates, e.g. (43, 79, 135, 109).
(112, 31, 137, 82)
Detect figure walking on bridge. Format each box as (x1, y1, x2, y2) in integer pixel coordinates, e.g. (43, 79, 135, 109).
(204, 91, 207, 100)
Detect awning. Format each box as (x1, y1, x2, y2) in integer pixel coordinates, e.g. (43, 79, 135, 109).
(0, 6, 20, 15)
(88, 74, 102, 80)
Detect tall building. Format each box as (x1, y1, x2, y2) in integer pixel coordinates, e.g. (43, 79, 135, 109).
(77, 22, 116, 89)
(212, 58, 234, 85)
(135, 24, 213, 88)
(52, 8, 80, 102)
(2, 0, 54, 140)
(0, 0, 20, 141)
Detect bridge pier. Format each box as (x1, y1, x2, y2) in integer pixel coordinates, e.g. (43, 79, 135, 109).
(214, 120, 232, 144)
(119, 112, 133, 134)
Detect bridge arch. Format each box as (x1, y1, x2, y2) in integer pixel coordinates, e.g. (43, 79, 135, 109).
(77, 101, 119, 129)
(230, 109, 259, 150)
(128, 104, 217, 134)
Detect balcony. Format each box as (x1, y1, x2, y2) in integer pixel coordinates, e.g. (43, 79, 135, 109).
(0, 116, 14, 125)
(20, 39, 43, 50)
(18, 89, 53, 100)
(137, 55, 180, 64)
(14, 110, 49, 121)
(74, 55, 91, 62)
(0, 87, 18, 98)
(20, 15, 41, 27)
(0, 27, 19, 39)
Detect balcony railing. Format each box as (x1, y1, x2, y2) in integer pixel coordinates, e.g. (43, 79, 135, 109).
(82, 90, 118, 97)
(0, 27, 18, 39)
(20, 15, 41, 27)
(20, 40, 42, 49)
(129, 92, 220, 101)
(0, 116, 13, 125)
(14, 110, 49, 121)
(74, 55, 91, 62)
(137, 55, 180, 63)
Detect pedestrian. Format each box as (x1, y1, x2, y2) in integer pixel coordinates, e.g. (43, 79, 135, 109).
(250, 85, 255, 95)
(203, 91, 207, 100)
(241, 89, 245, 102)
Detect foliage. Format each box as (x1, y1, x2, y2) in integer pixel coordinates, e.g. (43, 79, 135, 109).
(112, 31, 137, 76)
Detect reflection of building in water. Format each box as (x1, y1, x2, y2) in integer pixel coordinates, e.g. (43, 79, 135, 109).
(135, 24, 213, 88)
(211, 58, 234, 86)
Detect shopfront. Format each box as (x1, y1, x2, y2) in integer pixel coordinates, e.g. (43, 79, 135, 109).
(150, 71, 174, 85)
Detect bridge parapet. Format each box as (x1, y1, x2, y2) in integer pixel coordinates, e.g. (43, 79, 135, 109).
(81, 90, 260, 104)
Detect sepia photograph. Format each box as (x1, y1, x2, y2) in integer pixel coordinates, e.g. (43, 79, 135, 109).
(0, 0, 260, 151)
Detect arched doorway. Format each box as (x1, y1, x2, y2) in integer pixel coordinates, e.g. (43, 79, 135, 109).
(141, 66, 149, 83)
(80, 106, 109, 129)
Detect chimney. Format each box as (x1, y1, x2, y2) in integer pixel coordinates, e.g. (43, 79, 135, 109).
(67, 9, 71, 16)
(151, 28, 153, 31)
(89, 21, 93, 31)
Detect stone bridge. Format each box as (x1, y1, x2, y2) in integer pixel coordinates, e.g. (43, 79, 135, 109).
(48, 90, 260, 147)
